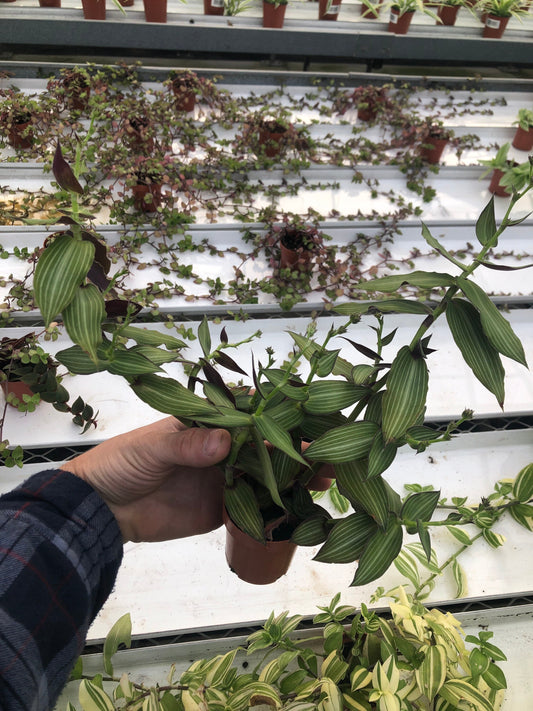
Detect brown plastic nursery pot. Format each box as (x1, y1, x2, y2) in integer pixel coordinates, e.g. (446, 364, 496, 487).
(6, 121, 33, 150)
(388, 8, 415, 33)
(39, 0, 61, 6)
(204, 0, 225, 14)
(437, 4, 459, 25)
(172, 87, 196, 112)
(143, 0, 167, 22)
(119, 0, 134, 6)
(132, 183, 162, 212)
(512, 126, 533, 151)
(81, 0, 105, 19)
(360, 2, 381, 17)
(223, 508, 297, 585)
(258, 124, 287, 157)
(263, 1, 287, 27)
(488, 169, 511, 198)
(419, 136, 449, 164)
(1, 381, 35, 407)
(318, 0, 342, 20)
(482, 13, 509, 38)
(280, 243, 313, 271)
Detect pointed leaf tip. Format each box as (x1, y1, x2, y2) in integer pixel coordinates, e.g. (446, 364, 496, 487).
(53, 143, 83, 195)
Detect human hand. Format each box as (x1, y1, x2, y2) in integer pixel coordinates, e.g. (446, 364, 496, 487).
(60, 417, 231, 543)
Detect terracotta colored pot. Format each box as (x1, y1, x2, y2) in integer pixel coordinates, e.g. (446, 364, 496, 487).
(81, 0, 105, 19)
(132, 182, 162, 212)
(512, 126, 533, 152)
(223, 508, 297, 584)
(360, 2, 381, 18)
(204, 0, 224, 14)
(388, 8, 415, 34)
(66, 83, 91, 112)
(172, 86, 196, 112)
(119, 0, 134, 5)
(258, 125, 287, 157)
(127, 119, 155, 152)
(263, 1, 287, 28)
(483, 13, 509, 38)
(318, 0, 342, 20)
(280, 243, 313, 271)
(488, 168, 511, 198)
(7, 121, 33, 150)
(1, 381, 36, 407)
(419, 136, 449, 164)
(39, 0, 61, 6)
(0, 0, 17, 3)
(357, 95, 386, 122)
(143, 0, 167, 22)
(437, 4, 459, 25)
(306, 473, 334, 491)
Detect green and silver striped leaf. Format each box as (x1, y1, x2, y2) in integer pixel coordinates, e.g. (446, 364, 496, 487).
(313, 512, 376, 563)
(321, 652, 350, 685)
(351, 519, 403, 586)
(56, 344, 107, 374)
(289, 331, 352, 380)
(264, 400, 305, 431)
(262, 369, 309, 402)
(415, 645, 446, 701)
(304, 421, 379, 464)
(271, 447, 300, 492)
(458, 277, 527, 366)
(34, 232, 95, 325)
(382, 346, 428, 443)
(131, 345, 181, 366)
(224, 479, 264, 543)
(367, 431, 398, 479)
(446, 298, 505, 408)
(438, 679, 493, 711)
(62, 283, 105, 361)
(292, 515, 331, 546)
(107, 350, 162, 376)
(356, 271, 456, 293)
(482, 662, 507, 691)
(196, 407, 253, 428)
(401, 490, 440, 524)
(253, 413, 307, 466)
(78, 679, 115, 711)
(104, 324, 186, 350)
(335, 459, 390, 527)
(512, 463, 533, 503)
(130, 373, 218, 418)
(335, 300, 431, 316)
(303, 381, 367, 415)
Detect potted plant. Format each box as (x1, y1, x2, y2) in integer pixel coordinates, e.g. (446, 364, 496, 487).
(418, 118, 453, 164)
(69, 587, 508, 711)
(143, 0, 167, 23)
(204, 0, 225, 13)
(46, 66, 94, 112)
(277, 220, 321, 271)
(318, 0, 342, 20)
(0, 89, 41, 150)
(512, 108, 533, 151)
(476, 0, 529, 37)
(479, 142, 517, 197)
(81, 0, 125, 20)
(386, 0, 439, 33)
(263, 0, 288, 28)
(360, 0, 383, 18)
(436, 0, 466, 25)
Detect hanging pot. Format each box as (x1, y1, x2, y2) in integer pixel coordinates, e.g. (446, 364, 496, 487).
(437, 4, 459, 25)
(512, 126, 533, 152)
(488, 168, 511, 198)
(388, 8, 415, 34)
(223, 508, 297, 585)
(1, 381, 36, 407)
(482, 13, 509, 38)
(318, 0, 342, 20)
(262, 1, 287, 28)
(81, 0, 106, 19)
(143, 0, 167, 22)
(204, 0, 224, 14)
(131, 182, 163, 212)
(419, 135, 449, 164)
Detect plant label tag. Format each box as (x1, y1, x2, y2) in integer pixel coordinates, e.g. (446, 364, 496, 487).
(485, 16, 500, 28)
(212, 0, 225, 6)
(389, 10, 398, 22)
(329, 4, 340, 13)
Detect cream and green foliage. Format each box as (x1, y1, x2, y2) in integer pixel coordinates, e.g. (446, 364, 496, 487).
(34, 152, 533, 586)
(67, 589, 506, 711)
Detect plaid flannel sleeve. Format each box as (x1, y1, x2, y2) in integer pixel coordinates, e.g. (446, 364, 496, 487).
(0, 468, 123, 710)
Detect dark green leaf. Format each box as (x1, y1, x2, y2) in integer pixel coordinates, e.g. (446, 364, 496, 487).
(382, 346, 429, 443)
(253, 413, 307, 466)
(367, 431, 397, 479)
(198, 317, 211, 357)
(56, 344, 107, 374)
(314, 512, 376, 563)
(292, 516, 331, 546)
(401, 491, 440, 523)
(351, 519, 403, 586)
(475, 196, 497, 246)
(335, 300, 431, 316)
(335, 459, 390, 527)
(104, 324, 186, 350)
(356, 271, 456, 293)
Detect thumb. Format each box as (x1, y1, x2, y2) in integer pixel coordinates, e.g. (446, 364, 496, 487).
(163, 427, 232, 469)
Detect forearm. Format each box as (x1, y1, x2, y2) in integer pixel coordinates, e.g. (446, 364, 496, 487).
(0, 469, 123, 710)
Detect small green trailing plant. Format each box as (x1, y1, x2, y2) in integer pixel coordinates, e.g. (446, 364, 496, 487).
(513, 108, 533, 131)
(65, 587, 507, 711)
(32, 142, 533, 585)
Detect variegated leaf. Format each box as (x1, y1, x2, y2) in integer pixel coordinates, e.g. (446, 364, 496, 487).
(62, 284, 105, 361)
(415, 645, 446, 701)
(303, 381, 367, 415)
(335, 460, 390, 527)
(224, 479, 264, 542)
(439, 679, 493, 711)
(304, 421, 379, 464)
(314, 512, 376, 563)
(351, 520, 403, 586)
(356, 271, 456, 293)
(130, 373, 218, 418)
(382, 346, 428, 443)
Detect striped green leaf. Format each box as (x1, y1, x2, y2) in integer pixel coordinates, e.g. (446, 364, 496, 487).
(458, 278, 527, 366)
(271, 447, 300, 491)
(107, 350, 162, 376)
(314, 348, 341, 377)
(351, 519, 403, 586)
(482, 662, 507, 691)
(335, 300, 431, 316)
(452, 558, 468, 598)
(62, 284, 105, 361)
(224, 479, 264, 542)
(34, 233, 95, 325)
(196, 407, 253, 428)
(264, 400, 305, 431)
(263, 369, 309, 402)
(475, 196, 497, 246)
(207, 649, 239, 686)
(319, 678, 344, 711)
(103, 613, 131, 676)
(198, 317, 211, 357)
(439, 679, 493, 711)
(303, 381, 367, 415)
(401, 490, 440, 523)
(343, 693, 372, 711)
(227, 682, 281, 711)
(469, 648, 490, 678)
(130, 345, 181, 366)
(313, 512, 376, 563)
(78, 680, 115, 711)
(289, 331, 352, 380)
(250, 427, 284, 509)
(321, 652, 350, 684)
(350, 666, 373, 692)
(446, 298, 505, 407)
(304, 421, 379, 463)
(104, 324, 186, 350)
(253, 413, 307, 466)
(56, 344, 107, 374)
(509, 502, 533, 531)
(298, 413, 347, 440)
(482, 529, 505, 548)
(292, 515, 331, 546)
(382, 346, 429, 443)
(415, 645, 446, 701)
(203, 382, 235, 409)
(130, 373, 218, 418)
(367, 431, 397, 479)
(446, 526, 472, 545)
(393, 549, 420, 589)
(512, 463, 533, 502)
(405, 542, 439, 573)
(356, 271, 456, 293)
(335, 459, 390, 527)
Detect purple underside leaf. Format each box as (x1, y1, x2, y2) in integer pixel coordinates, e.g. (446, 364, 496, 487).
(104, 300, 142, 318)
(476, 260, 533, 271)
(53, 142, 84, 195)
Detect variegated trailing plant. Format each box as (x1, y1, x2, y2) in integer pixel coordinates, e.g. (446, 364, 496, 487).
(64, 586, 507, 711)
(33, 142, 533, 587)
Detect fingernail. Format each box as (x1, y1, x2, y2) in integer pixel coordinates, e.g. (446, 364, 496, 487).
(203, 429, 223, 457)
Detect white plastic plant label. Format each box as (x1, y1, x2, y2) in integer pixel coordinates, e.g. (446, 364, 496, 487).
(329, 4, 340, 13)
(212, 0, 225, 6)
(486, 16, 501, 28)
(389, 10, 398, 22)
